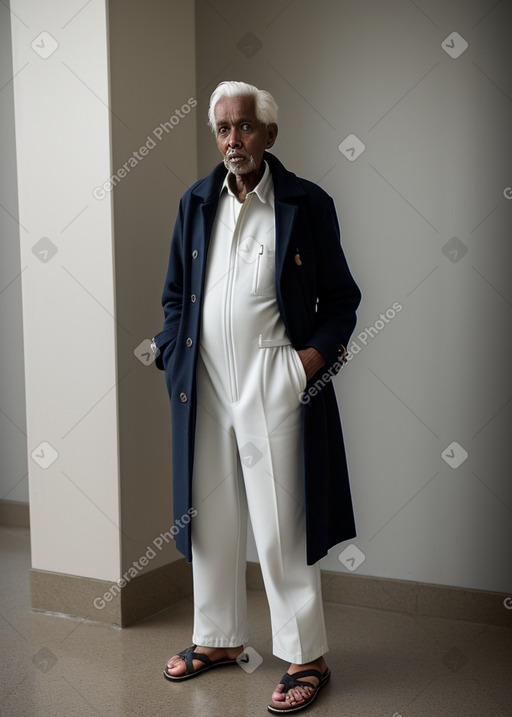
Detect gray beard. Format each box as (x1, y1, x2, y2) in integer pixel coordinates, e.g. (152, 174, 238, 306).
(224, 154, 257, 175)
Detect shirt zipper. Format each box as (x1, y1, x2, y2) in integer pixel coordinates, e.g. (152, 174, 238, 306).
(224, 196, 252, 403)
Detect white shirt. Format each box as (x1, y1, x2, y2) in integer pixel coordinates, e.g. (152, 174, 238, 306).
(200, 161, 290, 370)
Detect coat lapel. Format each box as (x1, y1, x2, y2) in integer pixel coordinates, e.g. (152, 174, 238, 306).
(275, 200, 298, 282)
(193, 162, 226, 255)
(199, 199, 219, 256)
(266, 152, 305, 284)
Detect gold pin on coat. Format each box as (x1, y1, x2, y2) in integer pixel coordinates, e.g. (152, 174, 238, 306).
(294, 250, 302, 266)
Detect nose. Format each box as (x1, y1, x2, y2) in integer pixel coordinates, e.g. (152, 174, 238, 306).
(227, 127, 241, 148)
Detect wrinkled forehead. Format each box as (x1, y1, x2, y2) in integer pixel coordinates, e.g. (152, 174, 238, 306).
(213, 95, 258, 125)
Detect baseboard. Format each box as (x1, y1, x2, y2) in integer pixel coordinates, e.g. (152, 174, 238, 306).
(30, 558, 193, 627)
(0, 500, 30, 529)
(29, 558, 511, 629)
(247, 562, 511, 628)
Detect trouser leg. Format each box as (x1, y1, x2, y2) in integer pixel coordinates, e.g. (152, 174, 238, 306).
(190, 344, 328, 662)
(190, 354, 249, 648)
(235, 344, 328, 663)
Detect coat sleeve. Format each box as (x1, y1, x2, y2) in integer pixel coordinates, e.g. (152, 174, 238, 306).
(152, 200, 185, 371)
(306, 194, 361, 368)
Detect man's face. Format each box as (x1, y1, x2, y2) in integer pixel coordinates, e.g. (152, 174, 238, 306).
(214, 95, 277, 179)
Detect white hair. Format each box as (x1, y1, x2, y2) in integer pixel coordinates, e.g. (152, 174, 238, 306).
(208, 81, 278, 132)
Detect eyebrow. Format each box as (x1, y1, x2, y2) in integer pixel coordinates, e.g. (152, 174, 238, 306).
(215, 117, 254, 126)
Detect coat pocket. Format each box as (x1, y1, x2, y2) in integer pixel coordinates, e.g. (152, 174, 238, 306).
(288, 346, 308, 395)
(251, 244, 275, 296)
(258, 336, 307, 397)
(152, 328, 177, 371)
(161, 338, 177, 372)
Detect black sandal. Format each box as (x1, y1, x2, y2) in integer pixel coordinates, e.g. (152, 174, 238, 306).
(267, 668, 331, 713)
(163, 645, 240, 682)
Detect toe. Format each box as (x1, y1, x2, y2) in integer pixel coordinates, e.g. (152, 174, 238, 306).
(165, 656, 185, 675)
(271, 683, 286, 702)
(286, 685, 313, 706)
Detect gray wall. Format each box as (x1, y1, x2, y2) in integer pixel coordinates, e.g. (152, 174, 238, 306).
(3, 0, 511, 594)
(107, 0, 198, 571)
(195, 0, 512, 592)
(0, 0, 28, 505)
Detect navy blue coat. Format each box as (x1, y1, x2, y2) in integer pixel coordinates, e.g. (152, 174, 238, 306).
(154, 151, 361, 565)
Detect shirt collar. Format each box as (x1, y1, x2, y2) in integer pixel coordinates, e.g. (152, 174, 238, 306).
(221, 161, 273, 204)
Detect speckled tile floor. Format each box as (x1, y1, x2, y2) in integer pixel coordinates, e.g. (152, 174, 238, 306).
(1, 525, 511, 716)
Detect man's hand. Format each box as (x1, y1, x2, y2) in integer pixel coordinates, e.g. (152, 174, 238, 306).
(297, 347, 326, 382)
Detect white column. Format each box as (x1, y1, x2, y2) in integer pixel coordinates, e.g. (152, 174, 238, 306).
(10, 0, 197, 622)
(12, 0, 120, 581)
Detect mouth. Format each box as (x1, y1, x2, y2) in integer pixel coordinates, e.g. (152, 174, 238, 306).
(226, 153, 247, 162)
(224, 152, 256, 175)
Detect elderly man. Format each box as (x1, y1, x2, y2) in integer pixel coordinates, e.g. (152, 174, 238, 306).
(152, 81, 361, 713)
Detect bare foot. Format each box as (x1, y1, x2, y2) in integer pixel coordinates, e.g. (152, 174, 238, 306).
(165, 645, 244, 678)
(271, 656, 328, 708)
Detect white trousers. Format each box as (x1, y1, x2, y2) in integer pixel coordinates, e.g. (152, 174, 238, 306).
(191, 340, 328, 663)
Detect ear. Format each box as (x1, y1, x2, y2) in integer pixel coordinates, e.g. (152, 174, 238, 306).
(266, 123, 278, 149)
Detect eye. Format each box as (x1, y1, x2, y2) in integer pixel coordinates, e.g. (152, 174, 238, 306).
(217, 126, 228, 134)
(241, 123, 251, 131)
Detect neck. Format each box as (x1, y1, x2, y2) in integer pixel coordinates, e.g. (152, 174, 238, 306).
(227, 163, 265, 202)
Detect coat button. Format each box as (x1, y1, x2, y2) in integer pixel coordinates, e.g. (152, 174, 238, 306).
(190, 294, 197, 303)
(192, 249, 199, 259)
(179, 392, 188, 403)
(186, 337, 193, 347)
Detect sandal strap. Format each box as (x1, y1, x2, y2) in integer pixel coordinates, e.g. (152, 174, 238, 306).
(177, 645, 212, 675)
(279, 669, 323, 693)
